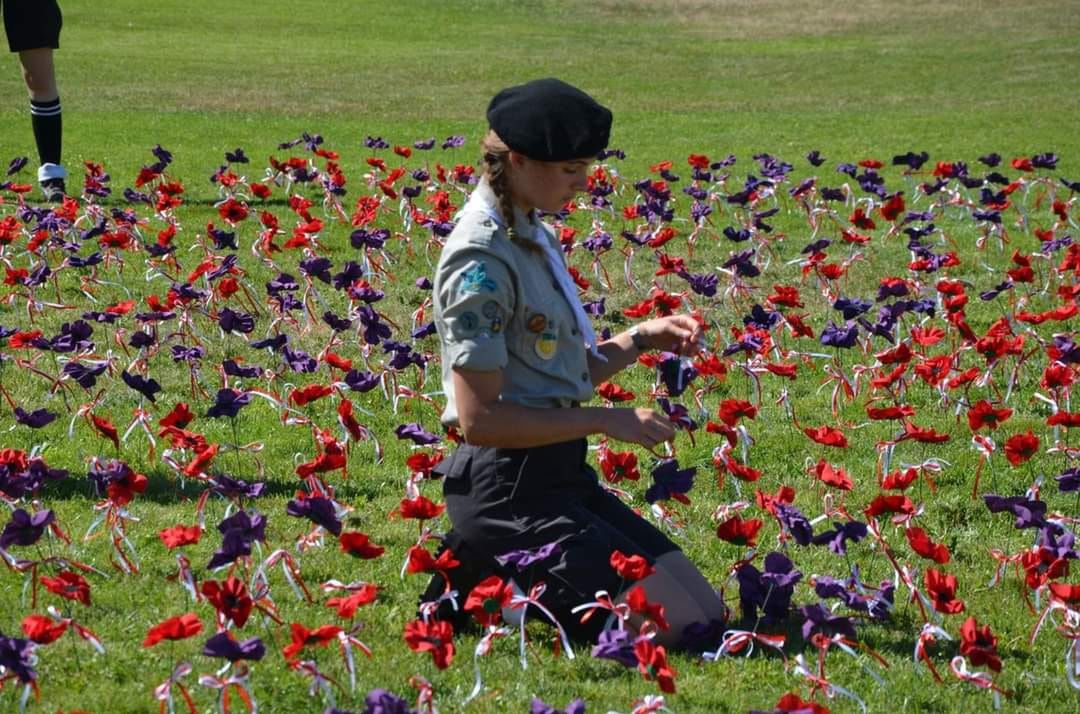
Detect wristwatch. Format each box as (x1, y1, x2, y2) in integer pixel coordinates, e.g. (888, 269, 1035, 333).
(627, 325, 648, 352)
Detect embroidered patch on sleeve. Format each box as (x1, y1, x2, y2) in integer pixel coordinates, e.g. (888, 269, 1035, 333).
(457, 262, 498, 295)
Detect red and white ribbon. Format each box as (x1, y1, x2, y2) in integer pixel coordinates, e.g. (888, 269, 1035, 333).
(508, 581, 575, 668)
(153, 661, 197, 714)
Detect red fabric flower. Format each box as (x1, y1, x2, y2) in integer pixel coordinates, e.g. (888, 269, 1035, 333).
(717, 399, 758, 427)
(405, 545, 460, 575)
(610, 551, 656, 582)
(597, 382, 636, 402)
(599, 448, 640, 484)
(22, 614, 67, 644)
(864, 494, 915, 518)
(716, 515, 763, 548)
(327, 584, 380, 619)
(625, 585, 669, 630)
(906, 527, 950, 564)
(143, 613, 203, 647)
(281, 622, 343, 660)
(289, 384, 333, 407)
(339, 531, 385, 559)
(464, 575, 513, 627)
(396, 495, 445, 521)
(924, 568, 965, 614)
(633, 638, 677, 693)
(959, 616, 1001, 672)
(803, 425, 848, 448)
(201, 576, 253, 628)
(41, 570, 92, 607)
(403, 619, 455, 669)
(967, 400, 1013, 431)
(158, 524, 202, 549)
(811, 460, 853, 491)
(1003, 430, 1040, 467)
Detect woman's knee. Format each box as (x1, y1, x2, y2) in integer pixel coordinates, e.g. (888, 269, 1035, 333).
(654, 551, 727, 621)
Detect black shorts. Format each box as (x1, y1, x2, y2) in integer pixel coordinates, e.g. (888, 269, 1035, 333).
(2, 0, 62, 53)
(441, 438, 679, 635)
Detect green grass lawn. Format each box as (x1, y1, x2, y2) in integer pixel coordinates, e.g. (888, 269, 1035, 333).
(1, 1, 1080, 712)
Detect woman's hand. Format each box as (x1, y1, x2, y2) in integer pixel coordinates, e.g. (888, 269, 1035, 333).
(603, 407, 676, 450)
(637, 314, 705, 356)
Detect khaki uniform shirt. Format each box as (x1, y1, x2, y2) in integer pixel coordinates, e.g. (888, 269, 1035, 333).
(434, 179, 594, 426)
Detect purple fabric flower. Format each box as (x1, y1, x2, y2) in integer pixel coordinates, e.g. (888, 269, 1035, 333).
(211, 475, 265, 500)
(775, 503, 813, 546)
(219, 307, 255, 334)
(14, 407, 57, 429)
(591, 628, 637, 667)
(286, 495, 342, 536)
(722, 249, 760, 278)
(6, 156, 28, 176)
(207, 389, 251, 419)
(657, 354, 696, 397)
(496, 542, 562, 570)
(723, 226, 751, 242)
(344, 370, 380, 392)
(810, 520, 868, 555)
(0, 634, 37, 683)
(645, 459, 695, 504)
(1056, 468, 1080, 493)
(983, 493, 1048, 529)
(202, 632, 265, 662)
(441, 135, 466, 149)
(0, 508, 55, 549)
(358, 306, 392, 345)
(300, 257, 333, 284)
(283, 345, 318, 373)
(355, 687, 416, 714)
(251, 333, 289, 352)
(322, 310, 353, 332)
(332, 261, 365, 291)
(685, 272, 718, 297)
(395, 423, 440, 446)
(743, 304, 781, 331)
(532, 697, 586, 714)
(800, 603, 857, 641)
(892, 151, 930, 170)
(806, 150, 825, 167)
(121, 370, 162, 402)
(820, 321, 858, 349)
(171, 345, 206, 364)
(832, 297, 872, 320)
(222, 360, 262, 379)
(735, 552, 801, 622)
(208, 510, 267, 569)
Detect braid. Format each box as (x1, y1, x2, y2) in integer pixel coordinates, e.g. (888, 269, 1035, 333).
(481, 130, 541, 253)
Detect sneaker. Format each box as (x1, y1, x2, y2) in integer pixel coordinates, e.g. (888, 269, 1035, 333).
(41, 178, 67, 203)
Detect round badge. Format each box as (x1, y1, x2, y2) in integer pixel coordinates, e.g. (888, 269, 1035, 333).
(481, 300, 500, 319)
(457, 311, 478, 332)
(526, 313, 547, 333)
(534, 331, 558, 360)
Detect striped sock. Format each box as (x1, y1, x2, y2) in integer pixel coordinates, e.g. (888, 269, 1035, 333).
(30, 97, 63, 168)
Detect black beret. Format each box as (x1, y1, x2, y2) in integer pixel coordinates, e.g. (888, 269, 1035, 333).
(486, 78, 612, 162)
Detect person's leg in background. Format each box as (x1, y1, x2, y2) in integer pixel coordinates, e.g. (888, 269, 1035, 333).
(5, 0, 67, 201)
(19, 47, 65, 201)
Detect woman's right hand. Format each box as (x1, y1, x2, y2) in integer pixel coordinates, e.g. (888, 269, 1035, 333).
(603, 408, 676, 450)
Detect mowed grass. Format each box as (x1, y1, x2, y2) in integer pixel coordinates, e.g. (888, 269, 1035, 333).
(0, 1, 1079, 712)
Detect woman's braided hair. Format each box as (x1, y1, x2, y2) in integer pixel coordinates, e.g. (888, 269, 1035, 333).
(480, 130, 540, 253)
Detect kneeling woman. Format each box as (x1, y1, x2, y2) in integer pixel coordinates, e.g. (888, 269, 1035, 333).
(429, 78, 724, 646)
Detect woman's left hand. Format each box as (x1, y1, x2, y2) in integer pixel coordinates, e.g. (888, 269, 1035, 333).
(637, 314, 705, 357)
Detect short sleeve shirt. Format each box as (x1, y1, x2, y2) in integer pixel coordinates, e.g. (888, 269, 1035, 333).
(434, 180, 594, 426)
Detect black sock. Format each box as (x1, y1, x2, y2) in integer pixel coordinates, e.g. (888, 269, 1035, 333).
(30, 97, 63, 168)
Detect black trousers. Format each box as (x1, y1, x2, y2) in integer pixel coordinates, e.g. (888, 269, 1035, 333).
(440, 438, 678, 638)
